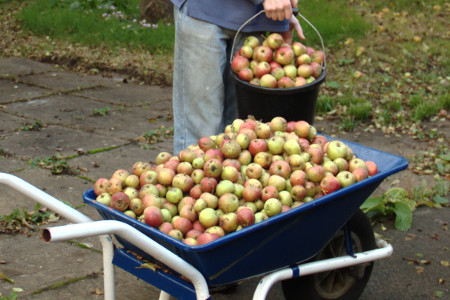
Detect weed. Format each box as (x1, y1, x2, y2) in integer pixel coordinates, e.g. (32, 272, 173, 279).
(411, 102, 440, 121)
(19, 121, 43, 131)
(138, 126, 174, 145)
(0, 290, 17, 300)
(0, 203, 59, 234)
(361, 179, 449, 231)
(348, 101, 372, 120)
(92, 107, 110, 116)
(28, 154, 79, 175)
(339, 116, 356, 131)
(316, 95, 335, 113)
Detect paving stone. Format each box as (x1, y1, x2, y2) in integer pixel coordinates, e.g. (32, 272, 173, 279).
(0, 79, 51, 104)
(0, 57, 56, 77)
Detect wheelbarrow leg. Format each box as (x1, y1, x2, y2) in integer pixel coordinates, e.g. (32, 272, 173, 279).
(0, 173, 116, 300)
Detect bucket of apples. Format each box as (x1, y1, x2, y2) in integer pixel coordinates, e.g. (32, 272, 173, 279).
(231, 9, 327, 124)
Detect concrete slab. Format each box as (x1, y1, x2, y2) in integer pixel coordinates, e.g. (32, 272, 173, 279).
(0, 156, 29, 174)
(0, 79, 51, 104)
(18, 70, 118, 91)
(0, 57, 56, 77)
(67, 141, 173, 182)
(74, 84, 172, 107)
(1, 125, 128, 160)
(0, 111, 29, 134)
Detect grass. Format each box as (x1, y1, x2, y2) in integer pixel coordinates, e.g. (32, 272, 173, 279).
(18, 0, 174, 52)
(295, 0, 371, 48)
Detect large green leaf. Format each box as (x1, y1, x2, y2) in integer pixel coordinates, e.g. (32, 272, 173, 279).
(393, 201, 413, 231)
(360, 196, 385, 214)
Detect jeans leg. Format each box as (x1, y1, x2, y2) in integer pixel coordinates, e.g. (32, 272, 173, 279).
(173, 7, 229, 154)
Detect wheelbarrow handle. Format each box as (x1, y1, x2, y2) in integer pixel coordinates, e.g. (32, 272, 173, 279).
(230, 7, 327, 70)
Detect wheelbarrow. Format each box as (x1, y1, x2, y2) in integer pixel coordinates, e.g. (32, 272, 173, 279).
(0, 137, 408, 300)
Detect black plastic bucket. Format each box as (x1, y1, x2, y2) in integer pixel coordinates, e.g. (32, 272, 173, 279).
(233, 68, 326, 124)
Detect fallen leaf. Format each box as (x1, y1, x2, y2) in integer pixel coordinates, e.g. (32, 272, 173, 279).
(91, 288, 104, 295)
(441, 260, 449, 267)
(416, 266, 424, 274)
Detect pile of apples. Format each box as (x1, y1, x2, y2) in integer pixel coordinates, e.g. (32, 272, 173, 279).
(231, 33, 324, 88)
(93, 117, 378, 246)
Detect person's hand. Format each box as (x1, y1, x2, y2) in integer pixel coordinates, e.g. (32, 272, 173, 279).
(280, 15, 305, 44)
(262, 0, 298, 21)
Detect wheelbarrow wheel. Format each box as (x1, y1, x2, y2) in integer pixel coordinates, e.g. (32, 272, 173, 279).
(281, 209, 376, 300)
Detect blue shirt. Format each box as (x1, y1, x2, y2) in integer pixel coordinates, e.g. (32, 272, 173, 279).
(171, 0, 289, 32)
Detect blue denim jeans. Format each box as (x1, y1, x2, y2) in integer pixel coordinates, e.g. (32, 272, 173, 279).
(172, 5, 251, 154)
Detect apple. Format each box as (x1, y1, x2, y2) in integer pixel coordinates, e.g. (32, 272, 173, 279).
(290, 170, 306, 186)
(306, 46, 315, 56)
(164, 158, 180, 171)
(156, 151, 172, 165)
(221, 139, 241, 159)
(215, 179, 235, 197)
(310, 62, 323, 78)
(203, 158, 223, 178)
(269, 61, 282, 70)
(198, 207, 219, 228)
(365, 161, 379, 176)
(200, 177, 217, 193)
(320, 175, 341, 194)
(296, 53, 311, 65)
(294, 120, 311, 139)
(112, 169, 130, 182)
(168, 229, 183, 240)
(204, 148, 224, 162)
(197, 232, 221, 245)
(266, 32, 284, 50)
(290, 185, 306, 202)
(173, 216, 193, 236)
(158, 222, 174, 235)
(267, 174, 286, 192)
(141, 193, 163, 209)
(283, 64, 297, 79)
(253, 152, 272, 169)
(352, 167, 369, 182)
(260, 74, 278, 88)
(308, 145, 324, 165)
(348, 158, 369, 172)
(242, 184, 262, 202)
(239, 45, 253, 59)
(336, 170, 356, 188)
(267, 135, 285, 155)
(132, 161, 152, 177)
(278, 76, 295, 88)
(236, 206, 255, 227)
(306, 165, 326, 183)
(186, 229, 202, 239)
(231, 55, 250, 74)
(253, 61, 271, 78)
(322, 160, 339, 176)
(311, 50, 325, 64)
(292, 41, 307, 56)
(293, 76, 307, 87)
(271, 67, 285, 80)
(166, 187, 183, 204)
(261, 185, 279, 202)
(269, 160, 292, 179)
(143, 206, 163, 228)
(110, 192, 129, 212)
(275, 46, 295, 65)
(244, 35, 260, 48)
(219, 212, 238, 233)
(264, 198, 282, 217)
(200, 192, 219, 209)
(253, 45, 273, 63)
(108, 177, 123, 194)
(182, 238, 198, 246)
(254, 122, 272, 139)
(297, 64, 313, 78)
(248, 138, 268, 156)
(218, 193, 240, 213)
(238, 67, 254, 81)
(221, 165, 240, 183)
(326, 140, 348, 160)
(94, 178, 110, 196)
(96, 192, 112, 206)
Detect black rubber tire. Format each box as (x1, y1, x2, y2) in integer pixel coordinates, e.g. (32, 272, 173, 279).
(281, 209, 376, 300)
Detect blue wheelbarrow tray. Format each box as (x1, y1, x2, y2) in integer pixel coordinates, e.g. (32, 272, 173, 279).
(83, 137, 408, 287)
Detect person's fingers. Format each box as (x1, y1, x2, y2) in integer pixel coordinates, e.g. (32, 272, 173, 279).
(291, 16, 305, 40)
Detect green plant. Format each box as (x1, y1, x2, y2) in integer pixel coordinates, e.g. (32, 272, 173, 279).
(0, 203, 59, 234)
(19, 121, 43, 131)
(361, 180, 449, 231)
(316, 95, 335, 113)
(92, 107, 110, 116)
(0, 290, 17, 300)
(138, 126, 174, 145)
(28, 154, 79, 175)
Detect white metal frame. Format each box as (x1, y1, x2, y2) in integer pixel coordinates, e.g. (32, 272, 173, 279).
(1, 172, 393, 300)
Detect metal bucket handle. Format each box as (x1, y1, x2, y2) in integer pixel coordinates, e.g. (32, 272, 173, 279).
(230, 7, 327, 70)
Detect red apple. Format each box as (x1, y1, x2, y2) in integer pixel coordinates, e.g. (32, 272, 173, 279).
(231, 55, 250, 74)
